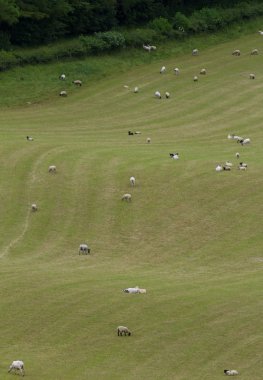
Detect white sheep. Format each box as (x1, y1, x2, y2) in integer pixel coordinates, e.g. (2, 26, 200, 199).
(239, 162, 247, 169)
(193, 76, 198, 82)
(130, 176, 136, 186)
(48, 165, 57, 173)
(238, 165, 247, 171)
(59, 90, 67, 97)
(224, 369, 239, 376)
(160, 66, 166, 74)
(174, 67, 180, 75)
(73, 80, 82, 86)
(258, 30, 263, 35)
(170, 153, 179, 160)
(155, 91, 161, 99)
(31, 203, 37, 212)
(249, 73, 255, 79)
(79, 243, 90, 254)
(232, 49, 241, 56)
(165, 92, 170, 99)
(233, 135, 243, 141)
(143, 44, 151, 52)
(251, 48, 258, 55)
(215, 165, 223, 172)
(26, 136, 33, 141)
(236, 152, 240, 158)
(146, 137, 151, 143)
(8, 360, 25, 376)
(200, 68, 206, 75)
(192, 48, 199, 56)
(117, 326, 131, 336)
(240, 138, 250, 145)
(122, 193, 132, 202)
(134, 86, 139, 93)
(123, 287, 140, 294)
(59, 74, 66, 80)
(225, 161, 233, 167)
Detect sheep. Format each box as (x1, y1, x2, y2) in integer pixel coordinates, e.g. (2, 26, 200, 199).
(134, 86, 139, 93)
(59, 90, 67, 97)
(143, 44, 152, 52)
(193, 76, 198, 82)
(8, 360, 25, 376)
(238, 165, 247, 171)
(174, 67, 180, 75)
(170, 153, 179, 160)
(228, 134, 235, 139)
(139, 288, 147, 294)
(165, 92, 170, 99)
(123, 85, 129, 89)
(26, 136, 33, 141)
(155, 91, 161, 99)
(48, 165, 57, 173)
(160, 66, 166, 74)
(59, 74, 66, 80)
(215, 165, 223, 172)
(258, 30, 263, 35)
(134, 131, 141, 134)
(240, 138, 250, 145)
(128, 130, 134, 135)
(236, 152, 240, 159)
(200, 68, 206, 75)
(192, 49, 199, 56)
(117, 326, 131, 336)
(251, 48, 258, 55)
(122, 193, 132, 202)
(123, 287, 140, 294)
(79, 243, 90, 255)
(233, 135, 243, 141)
(239, 162, 247, 168)
(73, 80, 82, 86)
(150, 45, 157, 50)
(130, 176, 136, 186)
(146, 137, 151, 144)
(31, 203, 37, 212)
(232, 49, 241, 56)
(249, 73, 255, 79)
(224, 369, 239, 376)
(223, 165, 231, 171)
(225, 161, 233, 167)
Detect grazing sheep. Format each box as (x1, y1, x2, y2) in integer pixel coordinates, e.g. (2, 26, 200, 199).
(59, 74, 66, 80)
(223, 165, 231, 171)
(239, 162, 247, 168)
(155, 91, 161, 99)
(224, 369, 239, 376)
(79, 243, 90, 255)
(123, 287, 140, 294)
(258, 30, 263, 35)
(160, 66, 166, 74)
(48, 165, 57, 173)
(249, 73, 255, 79)
(251, 48, 258, 55)
(192, 49, 199, 56)
(134, 86, 139, 93)
(73, 80, 82, 86)
(165, 92, 170, 99)
(238, 165, 247, 171)
(117, 326, 131, 336)
(122, 193, 132, 202)
(215, 165, 223, 172)
(134, 131, 141, 134)
(236, 152, 240, 159)
(130, 176, 136, 186)
(225, 161, 233, 167)
(8, 360, 25, 376)
(143, 44, 152, 52)
(123, 85, 129, 89)
(193, 76, 198, 82)
(128, 130, 134, 135)
(232, 49, 241, 56)
(228, 134, 235, 139)
(26, 136, 33, 141)
(200, 68, 206, 75)
(59, 90, 67, 97)
(31, 203, 37, 212)
(174, 67, 180, 75)
(233, 135, 243, 141)
(146, 137, 151, 143)
(240, 138, 250, 145)
(170, 153, 179, 160)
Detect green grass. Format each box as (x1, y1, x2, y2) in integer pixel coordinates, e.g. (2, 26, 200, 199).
(0, 28, 262, 379)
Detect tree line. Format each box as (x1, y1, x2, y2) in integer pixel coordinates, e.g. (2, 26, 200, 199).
(0, 0, 257, 47)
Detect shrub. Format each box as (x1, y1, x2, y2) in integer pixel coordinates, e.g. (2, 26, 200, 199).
(94, 31, 125, 49)
(148, 17, 174, 37)
(0, 50, 18, 71)
(79, 35, 108, 54)
(173, 12, 191, 33)
(122, 28, 159, 47)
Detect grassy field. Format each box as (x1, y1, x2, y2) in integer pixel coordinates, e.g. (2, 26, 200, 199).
(0, 31, 262, 380)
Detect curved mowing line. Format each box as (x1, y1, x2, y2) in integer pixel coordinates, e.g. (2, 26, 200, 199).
(0, 146, 66, 259)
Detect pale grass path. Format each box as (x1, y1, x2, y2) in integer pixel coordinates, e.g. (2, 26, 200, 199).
(0, 147, 65, 258)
